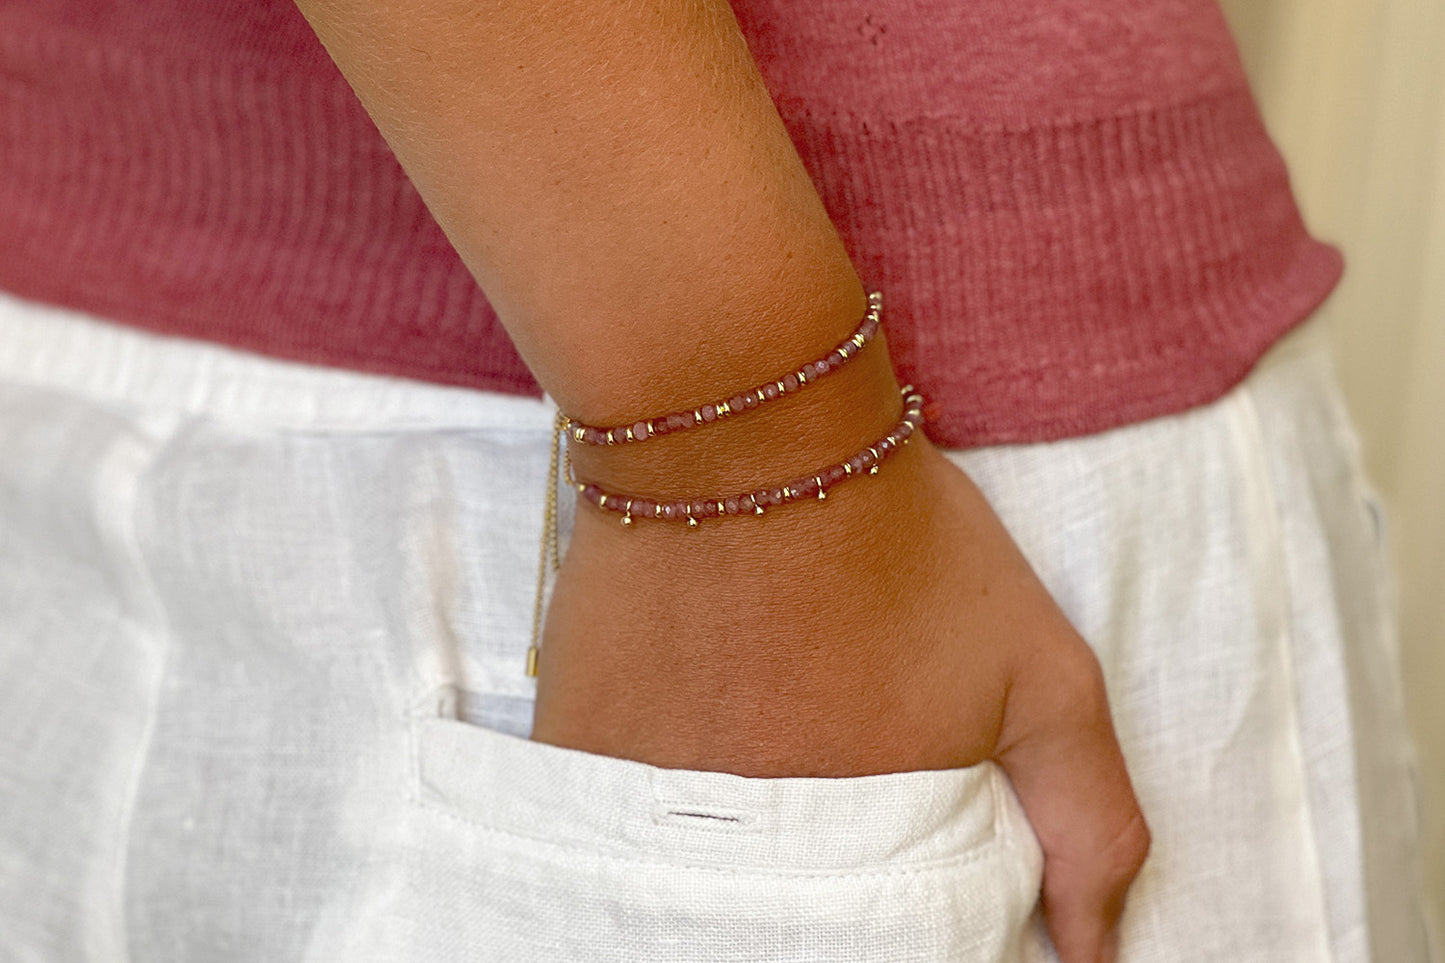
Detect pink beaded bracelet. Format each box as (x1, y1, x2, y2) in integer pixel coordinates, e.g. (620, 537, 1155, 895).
(568, 386, 925, 527)
(561, 291, 883, 446)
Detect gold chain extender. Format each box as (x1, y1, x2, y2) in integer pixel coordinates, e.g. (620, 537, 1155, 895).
(526, 410, 565, 677)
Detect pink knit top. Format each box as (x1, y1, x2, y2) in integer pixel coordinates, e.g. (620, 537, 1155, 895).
(0, 0, 1341, 447)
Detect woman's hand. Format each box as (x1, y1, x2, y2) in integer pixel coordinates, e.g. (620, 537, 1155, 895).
(533, 431, 1150, 963)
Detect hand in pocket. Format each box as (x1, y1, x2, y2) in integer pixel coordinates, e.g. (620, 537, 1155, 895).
(533, 436, 1149, 963)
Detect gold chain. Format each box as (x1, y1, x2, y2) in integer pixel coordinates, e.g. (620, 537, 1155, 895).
(526, 410, 566, 677)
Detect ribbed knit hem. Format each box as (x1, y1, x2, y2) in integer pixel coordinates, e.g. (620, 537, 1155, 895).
(779, 86, 1344, 447)
(0, 20, 540, 403)
(0, 18, 1340, 449)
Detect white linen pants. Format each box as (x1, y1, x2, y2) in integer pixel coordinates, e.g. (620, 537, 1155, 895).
(0, 291, 1432, 962)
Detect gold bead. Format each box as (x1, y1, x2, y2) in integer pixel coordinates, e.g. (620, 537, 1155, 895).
(718, 401, 730, 416)
(621, 515, 632, 526)
(869, 465, 880, 475)
(686, 516, 699, 528)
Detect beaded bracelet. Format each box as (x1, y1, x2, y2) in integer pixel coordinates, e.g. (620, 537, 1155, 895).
(561, 291, 883, 446)
(568, 386, 924, 527)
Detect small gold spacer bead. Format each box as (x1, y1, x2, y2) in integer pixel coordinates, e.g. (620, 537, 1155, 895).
(796, 370, 808, 385)
(852, 333, 866, 349)
(717, 401, 730, 416)
(624, 427, 635, 442)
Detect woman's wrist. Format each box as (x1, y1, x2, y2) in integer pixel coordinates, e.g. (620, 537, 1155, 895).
(563, 320, 909, 520)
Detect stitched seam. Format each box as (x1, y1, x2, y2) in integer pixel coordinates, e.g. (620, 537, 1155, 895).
(1228, 384, 1337, 961)
(104, 420, 184, 963)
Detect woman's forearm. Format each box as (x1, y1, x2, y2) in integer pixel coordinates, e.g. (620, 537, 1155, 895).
(292, 0, 869, 427)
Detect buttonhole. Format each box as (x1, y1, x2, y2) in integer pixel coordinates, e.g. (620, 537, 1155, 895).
(665, 809, 745, 824)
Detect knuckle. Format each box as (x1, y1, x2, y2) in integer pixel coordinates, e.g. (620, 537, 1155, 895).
(1102, 811, 1152, 883)
(1046, 641, 1112, 722)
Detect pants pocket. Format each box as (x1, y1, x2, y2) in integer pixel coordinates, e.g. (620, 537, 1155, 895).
(339, 686, 1046, 962)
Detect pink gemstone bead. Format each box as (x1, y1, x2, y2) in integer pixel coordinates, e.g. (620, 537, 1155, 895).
(769, 487, 787, 505)
(859, 449, 876, 468)
(823, 465, 847, 485)
(583, 427, 603, 445)
(632, 420, 649, 440)
(897, 422, 913, 438)
(632, 499, 654, 517)
(878, 437, 893, 453)
(690, 500, 708, 518)
(795, 476, 818, 497)
(847, 454, 866, 473)
(782, 373, 799, 391)
(742, 393, 759, 409)
(724, 496, 741, 515)
(861, 316, 879, 337)
(738, 494, 756, 512)
(762, 383, 781, 400)
(702, 501, 720, 517)
(828, 350, 846, 367)
(813, 358, 830, 376)
(701, 404, 717, 422)
(610, 427, 629, 444)
(660, 503, 676, 519)
(581, 484, 602, 504)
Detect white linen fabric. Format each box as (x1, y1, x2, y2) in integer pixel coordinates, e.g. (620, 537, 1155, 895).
(0, 291, 1431, 962)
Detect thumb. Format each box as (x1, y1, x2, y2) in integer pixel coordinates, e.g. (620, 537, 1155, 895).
(994, 636, 1151, 963)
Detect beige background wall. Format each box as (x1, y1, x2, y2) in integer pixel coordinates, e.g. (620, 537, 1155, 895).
(1219, 0, 1445, 947)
